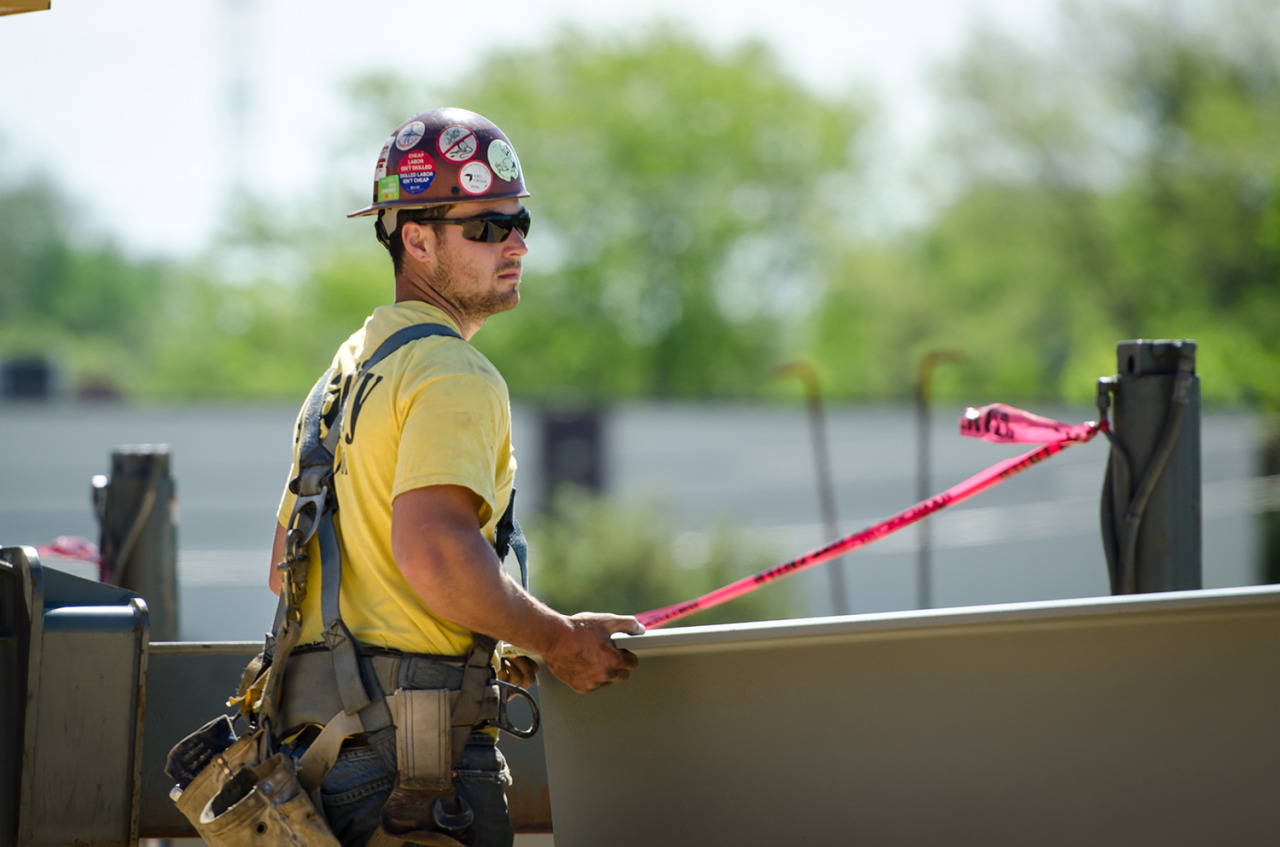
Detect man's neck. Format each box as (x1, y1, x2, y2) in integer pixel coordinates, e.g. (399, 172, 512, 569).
(393, 277, 481, 340)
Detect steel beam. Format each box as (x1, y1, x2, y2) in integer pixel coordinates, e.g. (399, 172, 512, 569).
(541, 586, 1280, 846)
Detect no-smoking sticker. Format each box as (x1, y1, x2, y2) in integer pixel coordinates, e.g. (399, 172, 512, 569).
(437, 125, 478, 162)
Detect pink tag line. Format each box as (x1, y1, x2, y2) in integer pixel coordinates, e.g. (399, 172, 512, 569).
(961, 403, 1099, 444)
(637, 416, 1103, 629)
(36, 535, 102, 565)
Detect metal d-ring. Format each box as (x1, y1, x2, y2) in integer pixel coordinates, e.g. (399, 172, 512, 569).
(492, 680, 540, 738)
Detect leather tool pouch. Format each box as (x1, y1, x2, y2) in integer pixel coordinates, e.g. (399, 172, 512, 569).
(168, 718, 339, 847)
(197, 752, 340, 847)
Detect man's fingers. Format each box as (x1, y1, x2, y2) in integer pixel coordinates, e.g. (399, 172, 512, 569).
(608, 615, 646, 636)
(499, 655, 539, 689)
(582, 667, 629, 693)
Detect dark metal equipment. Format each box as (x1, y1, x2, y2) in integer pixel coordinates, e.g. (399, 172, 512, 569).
(1, 546, 149, 847)
(93, 446, 179, 641)
(1098, 339, 1202, 594)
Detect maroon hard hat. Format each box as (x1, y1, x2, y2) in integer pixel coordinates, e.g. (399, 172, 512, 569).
(349, 107, 530, 223)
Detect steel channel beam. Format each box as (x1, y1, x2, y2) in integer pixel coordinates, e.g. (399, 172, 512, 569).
(541, 586, 1280, 846)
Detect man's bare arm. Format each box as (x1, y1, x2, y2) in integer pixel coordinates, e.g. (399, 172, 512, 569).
(392, 484, 643, 693)
(268, 521, 286, 596)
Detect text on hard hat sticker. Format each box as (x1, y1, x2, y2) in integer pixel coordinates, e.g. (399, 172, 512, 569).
(377, 175, 400, 203)
(374, 138, 394, 180)
(459, 161, 493, 195)
(398, 150, 437, 194)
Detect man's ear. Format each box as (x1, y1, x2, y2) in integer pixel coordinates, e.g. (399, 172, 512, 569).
(401, 221, 437, 265)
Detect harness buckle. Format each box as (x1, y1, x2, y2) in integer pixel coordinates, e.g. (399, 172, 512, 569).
(286, 487, 328, 560)
(281, 480, 329, 612)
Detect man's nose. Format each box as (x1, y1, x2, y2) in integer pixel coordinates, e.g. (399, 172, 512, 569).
(504, 229, 529, 256)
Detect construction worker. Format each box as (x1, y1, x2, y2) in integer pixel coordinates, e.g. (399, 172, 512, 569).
(268, 107, 644, 847)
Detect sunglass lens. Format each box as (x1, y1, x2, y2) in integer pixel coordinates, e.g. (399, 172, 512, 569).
(458, 221, 492, 242)
(458, 211, 532, 243)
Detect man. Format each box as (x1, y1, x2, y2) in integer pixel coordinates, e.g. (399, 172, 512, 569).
(268, 107, 644, 847)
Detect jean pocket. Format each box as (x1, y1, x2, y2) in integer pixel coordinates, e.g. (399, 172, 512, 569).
(320, 748, 393, 806)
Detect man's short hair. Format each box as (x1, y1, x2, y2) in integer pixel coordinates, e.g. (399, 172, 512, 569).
(387, 204, 455, 274)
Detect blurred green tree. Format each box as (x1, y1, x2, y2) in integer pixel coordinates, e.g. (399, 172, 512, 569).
(0, 176, 167, 395)
(527, 485, 797, 626)
(812, 0, 1280, 408)
(337, 26, 869, 400)
(123, 27, 868, 402)
(7, 5, 1277, 411)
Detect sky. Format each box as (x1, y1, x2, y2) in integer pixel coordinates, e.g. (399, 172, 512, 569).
(0, 0, 1055, 258)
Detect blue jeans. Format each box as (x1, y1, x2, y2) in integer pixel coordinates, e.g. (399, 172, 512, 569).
(304, 733, 513, 847)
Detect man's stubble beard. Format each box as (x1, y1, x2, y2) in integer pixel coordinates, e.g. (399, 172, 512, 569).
(428, 249, 520, 325)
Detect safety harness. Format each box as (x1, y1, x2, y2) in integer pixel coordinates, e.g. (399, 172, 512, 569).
(248, 323, 537, 846)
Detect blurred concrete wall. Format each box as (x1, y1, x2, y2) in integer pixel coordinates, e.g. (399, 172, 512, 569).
(0, 402, 1268, 641)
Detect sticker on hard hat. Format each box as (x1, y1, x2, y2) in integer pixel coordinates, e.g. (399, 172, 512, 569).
(488, 139, 521, 182)
(395, 121, 427, 151)
(398, 150, 436, 194)
(377, 175, 401, 203)
(375, 137, 394, 180)
(458, 161, 493, 195)
(438, 125, 478, 162)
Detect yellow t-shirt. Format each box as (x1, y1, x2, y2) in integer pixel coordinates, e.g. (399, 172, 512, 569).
(277, 301, 516, 658)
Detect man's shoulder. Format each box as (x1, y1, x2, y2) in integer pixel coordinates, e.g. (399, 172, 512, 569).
(364, 302, 461, 344)
(398, 338, 507, 402)
(368, 307, 504, 389)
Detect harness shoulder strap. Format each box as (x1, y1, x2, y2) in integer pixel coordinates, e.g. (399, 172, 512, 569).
(316, 324, 463, 772)
(264, 324, 463, 739)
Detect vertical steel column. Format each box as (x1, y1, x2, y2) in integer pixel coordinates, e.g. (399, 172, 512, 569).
(94, 446, 180, 641)
(1109, 340, 1202, 593)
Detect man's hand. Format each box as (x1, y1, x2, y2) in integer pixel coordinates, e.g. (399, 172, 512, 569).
(498, 654, 539, 690)
(541, 612, 645, 694)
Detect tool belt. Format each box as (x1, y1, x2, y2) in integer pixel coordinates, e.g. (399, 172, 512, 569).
(276, 644, 537, 781)
(167, 645, 537, 847)
(277, 648, 468, 734)
(166, 324, 536, 847)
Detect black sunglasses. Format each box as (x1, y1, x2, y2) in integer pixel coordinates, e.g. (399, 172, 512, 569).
(434, 209, 531, 243)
